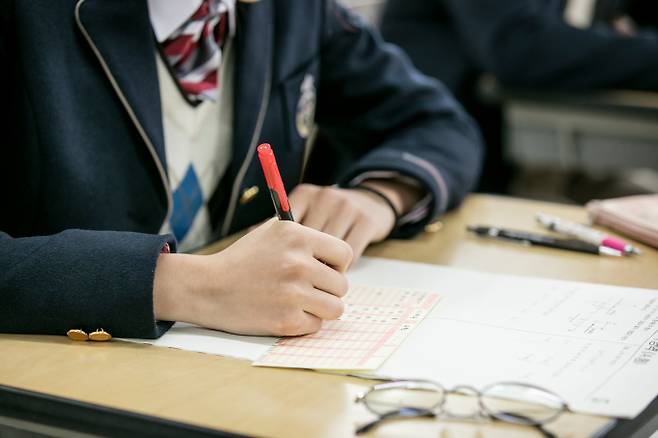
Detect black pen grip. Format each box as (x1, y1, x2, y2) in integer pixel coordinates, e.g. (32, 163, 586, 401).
(269, 188, 295, 221)
(497, 229, 599, 254)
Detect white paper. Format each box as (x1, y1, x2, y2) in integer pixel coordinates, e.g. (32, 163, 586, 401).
(122, 322, 275, 361)
(348, 257, 658, 419)
(122, 256, 658, 419)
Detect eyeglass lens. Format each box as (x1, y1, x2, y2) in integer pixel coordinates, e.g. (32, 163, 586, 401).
(363, 382, 445, 416)
(480, 382, 565, 425)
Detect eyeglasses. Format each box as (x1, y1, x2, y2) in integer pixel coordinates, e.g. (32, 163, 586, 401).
(355, 380, 567, 437)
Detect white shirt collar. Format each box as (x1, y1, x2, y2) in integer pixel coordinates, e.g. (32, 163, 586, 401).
(148, 0, 236, 43)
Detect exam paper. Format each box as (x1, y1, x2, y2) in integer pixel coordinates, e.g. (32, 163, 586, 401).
(348, 257, 658, 419)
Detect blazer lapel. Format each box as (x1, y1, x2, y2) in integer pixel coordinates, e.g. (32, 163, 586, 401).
(232, 0, 274, 166)
(76, 0, 274, 235)
(75, 0, 167, 170)
(220, 0, 274, 235)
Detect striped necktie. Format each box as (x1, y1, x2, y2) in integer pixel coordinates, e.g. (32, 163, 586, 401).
(161, 0, 230, 102)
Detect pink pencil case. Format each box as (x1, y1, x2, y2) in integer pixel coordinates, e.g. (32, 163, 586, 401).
(587, 194, 658, 249)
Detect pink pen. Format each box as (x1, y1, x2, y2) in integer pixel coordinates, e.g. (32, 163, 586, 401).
(536, 213, 641, 255)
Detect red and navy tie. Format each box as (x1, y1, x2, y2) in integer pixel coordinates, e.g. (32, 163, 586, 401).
(161, 0, 230, 102)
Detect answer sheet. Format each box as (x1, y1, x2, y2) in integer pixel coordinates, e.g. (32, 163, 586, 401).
(254, 285, 440, 369)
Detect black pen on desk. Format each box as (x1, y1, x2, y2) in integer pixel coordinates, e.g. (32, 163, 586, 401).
(467, 225, 623, 257)
(257, 143, 294, 221)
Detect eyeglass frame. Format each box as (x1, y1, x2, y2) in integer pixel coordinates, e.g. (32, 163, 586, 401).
(354, 379, 568, 436)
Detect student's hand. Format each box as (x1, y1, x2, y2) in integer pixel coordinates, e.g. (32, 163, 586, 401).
(153, 219, 352, 336)
(289, 184, 395, 261)
(289, 181, 422, 261)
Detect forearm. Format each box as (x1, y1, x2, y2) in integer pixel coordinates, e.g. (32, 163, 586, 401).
(319, 2, 482, 230)
(336, 113, 482, 240)
(153, 252, 201, 323)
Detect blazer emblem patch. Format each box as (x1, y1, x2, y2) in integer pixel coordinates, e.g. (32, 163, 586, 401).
(295, 74, 316, 139)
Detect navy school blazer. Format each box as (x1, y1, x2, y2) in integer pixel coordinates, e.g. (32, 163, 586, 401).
(0, 0, 482, 338)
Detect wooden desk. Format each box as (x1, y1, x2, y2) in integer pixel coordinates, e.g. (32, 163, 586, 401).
(1, 195, 657, 438)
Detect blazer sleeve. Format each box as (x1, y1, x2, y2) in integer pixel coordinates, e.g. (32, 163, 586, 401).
(317, 1, 484, 238)
(0, 230, 176, 338)
(443, 0, 658, 90)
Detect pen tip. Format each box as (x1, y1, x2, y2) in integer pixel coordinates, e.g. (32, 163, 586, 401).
(600, 246, 623, 257)
(622, 244, 642, 255)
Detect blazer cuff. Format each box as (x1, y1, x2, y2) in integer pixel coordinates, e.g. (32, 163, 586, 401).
(0, 230, 177, 339)
(343, 170, 433, 228)
(338, 151, 450, 238)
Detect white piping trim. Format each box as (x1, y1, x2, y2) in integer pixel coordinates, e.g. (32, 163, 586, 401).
(220, 63, 272, 236)
(298, 125, 318, 183)
(75, 0, 173, 230)
(401, 152, 449, 213)
(398, 194, 431, 225)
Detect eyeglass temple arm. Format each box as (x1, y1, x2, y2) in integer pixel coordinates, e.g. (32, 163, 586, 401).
(356, 408, 435, 435)
(495, 411, 557, 438)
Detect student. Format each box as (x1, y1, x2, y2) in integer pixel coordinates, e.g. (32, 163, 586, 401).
(380, 0, 658, 193)
(381, 0, 658, 95)
(0, 0, 482, 339)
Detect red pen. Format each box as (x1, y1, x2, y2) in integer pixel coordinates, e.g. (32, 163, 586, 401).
(257, 143, 294, 221)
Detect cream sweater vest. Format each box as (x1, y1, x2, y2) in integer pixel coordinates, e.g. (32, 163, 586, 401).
(157, 42, 235, 252)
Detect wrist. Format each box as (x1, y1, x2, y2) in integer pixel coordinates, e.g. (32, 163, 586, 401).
(358, 179, 423, 216)
(352, 184, 400, 223)
(153, 253, 207, 323)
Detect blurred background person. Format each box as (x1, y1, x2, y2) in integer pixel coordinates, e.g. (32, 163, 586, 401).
(380, 0, 658, 199)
